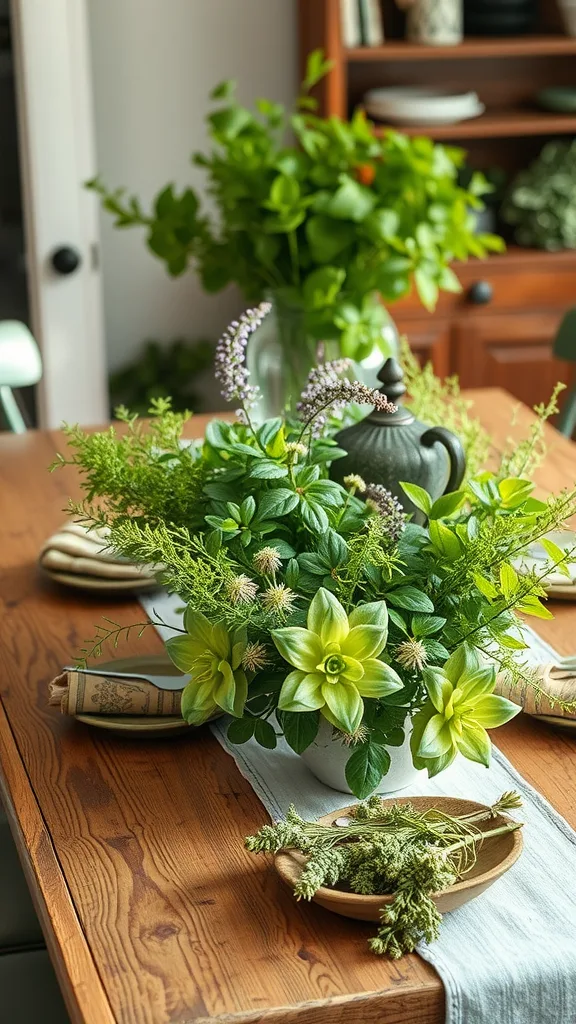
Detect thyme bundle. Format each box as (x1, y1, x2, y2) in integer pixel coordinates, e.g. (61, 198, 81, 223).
(246, 792, 524, 958)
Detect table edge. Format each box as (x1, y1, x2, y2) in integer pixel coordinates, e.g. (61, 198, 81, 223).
(0, 695, 116, 1024)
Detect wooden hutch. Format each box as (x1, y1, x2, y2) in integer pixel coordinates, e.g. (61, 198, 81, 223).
(298, 0, 576, 409)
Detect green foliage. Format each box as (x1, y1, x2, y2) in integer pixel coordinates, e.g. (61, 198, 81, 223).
(55, 380, 576, 794)
(501, 140, 576, 251)
(245, 794, 523, 957)
(400, 339, 490, 479)
(108, 338, 213, 416)
(87, 50, 503, 361)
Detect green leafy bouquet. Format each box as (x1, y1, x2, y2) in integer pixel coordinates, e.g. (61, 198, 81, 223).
(55, 304, 576, 799)
(88, 50, 503, 363)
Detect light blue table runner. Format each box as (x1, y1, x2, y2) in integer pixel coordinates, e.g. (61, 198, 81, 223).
(142, 592, 576, 1024)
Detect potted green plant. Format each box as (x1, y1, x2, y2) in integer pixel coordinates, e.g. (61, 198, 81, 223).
(88, 50, 502, 417)
(55, 305, 576, 799)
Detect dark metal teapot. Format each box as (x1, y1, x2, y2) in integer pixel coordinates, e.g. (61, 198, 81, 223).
(331, 358, 466, 524)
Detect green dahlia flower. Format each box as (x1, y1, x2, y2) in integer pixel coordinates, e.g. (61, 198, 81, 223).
(272, 588, 402, 734)
(411, 644, 521, 777)
(166, 607, 248, 725)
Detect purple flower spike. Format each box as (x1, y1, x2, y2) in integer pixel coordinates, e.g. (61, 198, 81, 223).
(215, 302, 271, 408)
(297, 360, 396, 436)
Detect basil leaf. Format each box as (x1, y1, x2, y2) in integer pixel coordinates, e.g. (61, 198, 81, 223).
(282, 710, 320, 753)
(249, 461, 289, 480)
(254, 719, 278, 749)
(388, 586, 434, 613)
(345, 743, 391, 800)
(227, 718, 256, 744)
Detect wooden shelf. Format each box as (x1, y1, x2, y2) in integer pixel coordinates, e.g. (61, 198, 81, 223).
(370, 108, 576, 140)
(347, 36, 576, 61)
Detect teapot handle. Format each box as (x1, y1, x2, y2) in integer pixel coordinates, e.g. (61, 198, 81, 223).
(421, 427, 466, 495)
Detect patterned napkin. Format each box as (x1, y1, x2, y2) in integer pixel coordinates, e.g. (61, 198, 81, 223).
(49, 668, 181, 716)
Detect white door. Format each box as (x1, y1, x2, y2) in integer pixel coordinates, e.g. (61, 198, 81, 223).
(10, 0, 107, 428)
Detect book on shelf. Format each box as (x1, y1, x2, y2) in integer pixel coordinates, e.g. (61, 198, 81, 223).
(340, 0, 361, 48)
(358, 0, 385, 46)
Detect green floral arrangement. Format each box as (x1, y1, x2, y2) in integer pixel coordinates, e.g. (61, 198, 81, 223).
(54, 304, 576, 799)
(87, 50, 503, 365)
(246, 791, 523, 958)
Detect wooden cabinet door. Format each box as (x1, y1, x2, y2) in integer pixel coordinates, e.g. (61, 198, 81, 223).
(396, 318, 452, 377)
(454, 312, 573, 410)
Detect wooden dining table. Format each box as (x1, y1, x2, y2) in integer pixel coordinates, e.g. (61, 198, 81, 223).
(1, 387, 576, 1024)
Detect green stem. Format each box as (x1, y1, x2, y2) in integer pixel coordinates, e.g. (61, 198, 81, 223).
(288, 231, 300, 287)
(444, 821, 523, 855)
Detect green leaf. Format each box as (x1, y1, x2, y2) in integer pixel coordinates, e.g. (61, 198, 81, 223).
(257, 417, 284, 449)
(388, 586, 434, 613)
(400, 482, 432, 516)
(414, 268, 439, 312)
(498, 477, 533, 509)
(540, 537, 571, 576)
(315, 176, 376, 223)
(227, 717, 256, 744)
(282, 710, 320, 753)
(318, 528, 348, 567)
(254, 719, 278, 750)
(210, 79, 236, 101)
(268, 174, 300, 210)
(474, 573, 499, 600)
(209, 105, 253, 140)
(302, 48, 334, 91)
(499, 562, 518, 600)
(429, 491, 467, 520)
(256, 489, 299, 520)
(303, 266, 346, 310)
(429, 520, 462, 561)
(345, 743, 391, 800)
(285, 558, 300, 589)
(301, 498, 329, 534)
(411, 614, 446, 638)
(305, 215, 354, 263)
(239, 496, 256, 525)
(388, 608, 408, 633)
(516, 595, 554, 620)
(249, 460, 289, 480)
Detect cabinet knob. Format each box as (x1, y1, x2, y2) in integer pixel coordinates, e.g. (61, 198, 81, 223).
(50, 246, 82, 275)
(468, 280, 493, 305)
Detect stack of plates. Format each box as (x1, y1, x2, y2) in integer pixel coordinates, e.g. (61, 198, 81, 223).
(364, 87, 485, 127)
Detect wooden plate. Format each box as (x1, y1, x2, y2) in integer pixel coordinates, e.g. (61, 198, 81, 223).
(275, 796, 523, 921)
(74, 654, 193, 737)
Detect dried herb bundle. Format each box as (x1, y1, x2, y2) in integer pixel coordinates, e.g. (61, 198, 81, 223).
(246, 792, 523, 958)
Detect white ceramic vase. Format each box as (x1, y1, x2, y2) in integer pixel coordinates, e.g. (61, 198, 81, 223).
(300, 717, 425, 796)
(407, 0, 463, 45)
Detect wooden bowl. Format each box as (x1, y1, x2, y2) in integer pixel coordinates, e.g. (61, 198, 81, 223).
(274, 796, 523, 922)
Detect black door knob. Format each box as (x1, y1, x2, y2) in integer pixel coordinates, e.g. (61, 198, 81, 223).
(51, 246, 81, 275)
(468, 280, 493, 305)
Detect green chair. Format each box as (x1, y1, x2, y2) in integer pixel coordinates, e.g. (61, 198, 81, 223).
(0, 951, 70, 1023)
(0, 320, 42, 433)
(553, 308, 576, 438)
(0, 813, 45, 953)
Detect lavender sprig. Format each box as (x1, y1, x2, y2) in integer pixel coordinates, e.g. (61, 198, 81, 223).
(297, 361, 396, 438)
(365, 483, 407, 542)
(214, 302, 272, 412)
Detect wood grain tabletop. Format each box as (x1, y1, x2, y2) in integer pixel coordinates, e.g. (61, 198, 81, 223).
(0, 390, 575, 1024)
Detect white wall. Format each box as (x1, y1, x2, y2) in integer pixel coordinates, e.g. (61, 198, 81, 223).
(87, 0, 298, 396)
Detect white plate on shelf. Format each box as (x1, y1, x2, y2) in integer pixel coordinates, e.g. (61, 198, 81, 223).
(364, 86, 484, 126)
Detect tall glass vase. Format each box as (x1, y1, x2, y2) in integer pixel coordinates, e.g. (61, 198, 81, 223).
(246, 295, 399, 422)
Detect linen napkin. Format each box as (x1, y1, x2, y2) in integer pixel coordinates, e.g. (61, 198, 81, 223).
(39, 521, 158, 589)
(49, 668, 182, 716)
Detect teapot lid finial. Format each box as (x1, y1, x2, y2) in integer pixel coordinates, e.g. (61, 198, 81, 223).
(377, 357, 407, 404)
